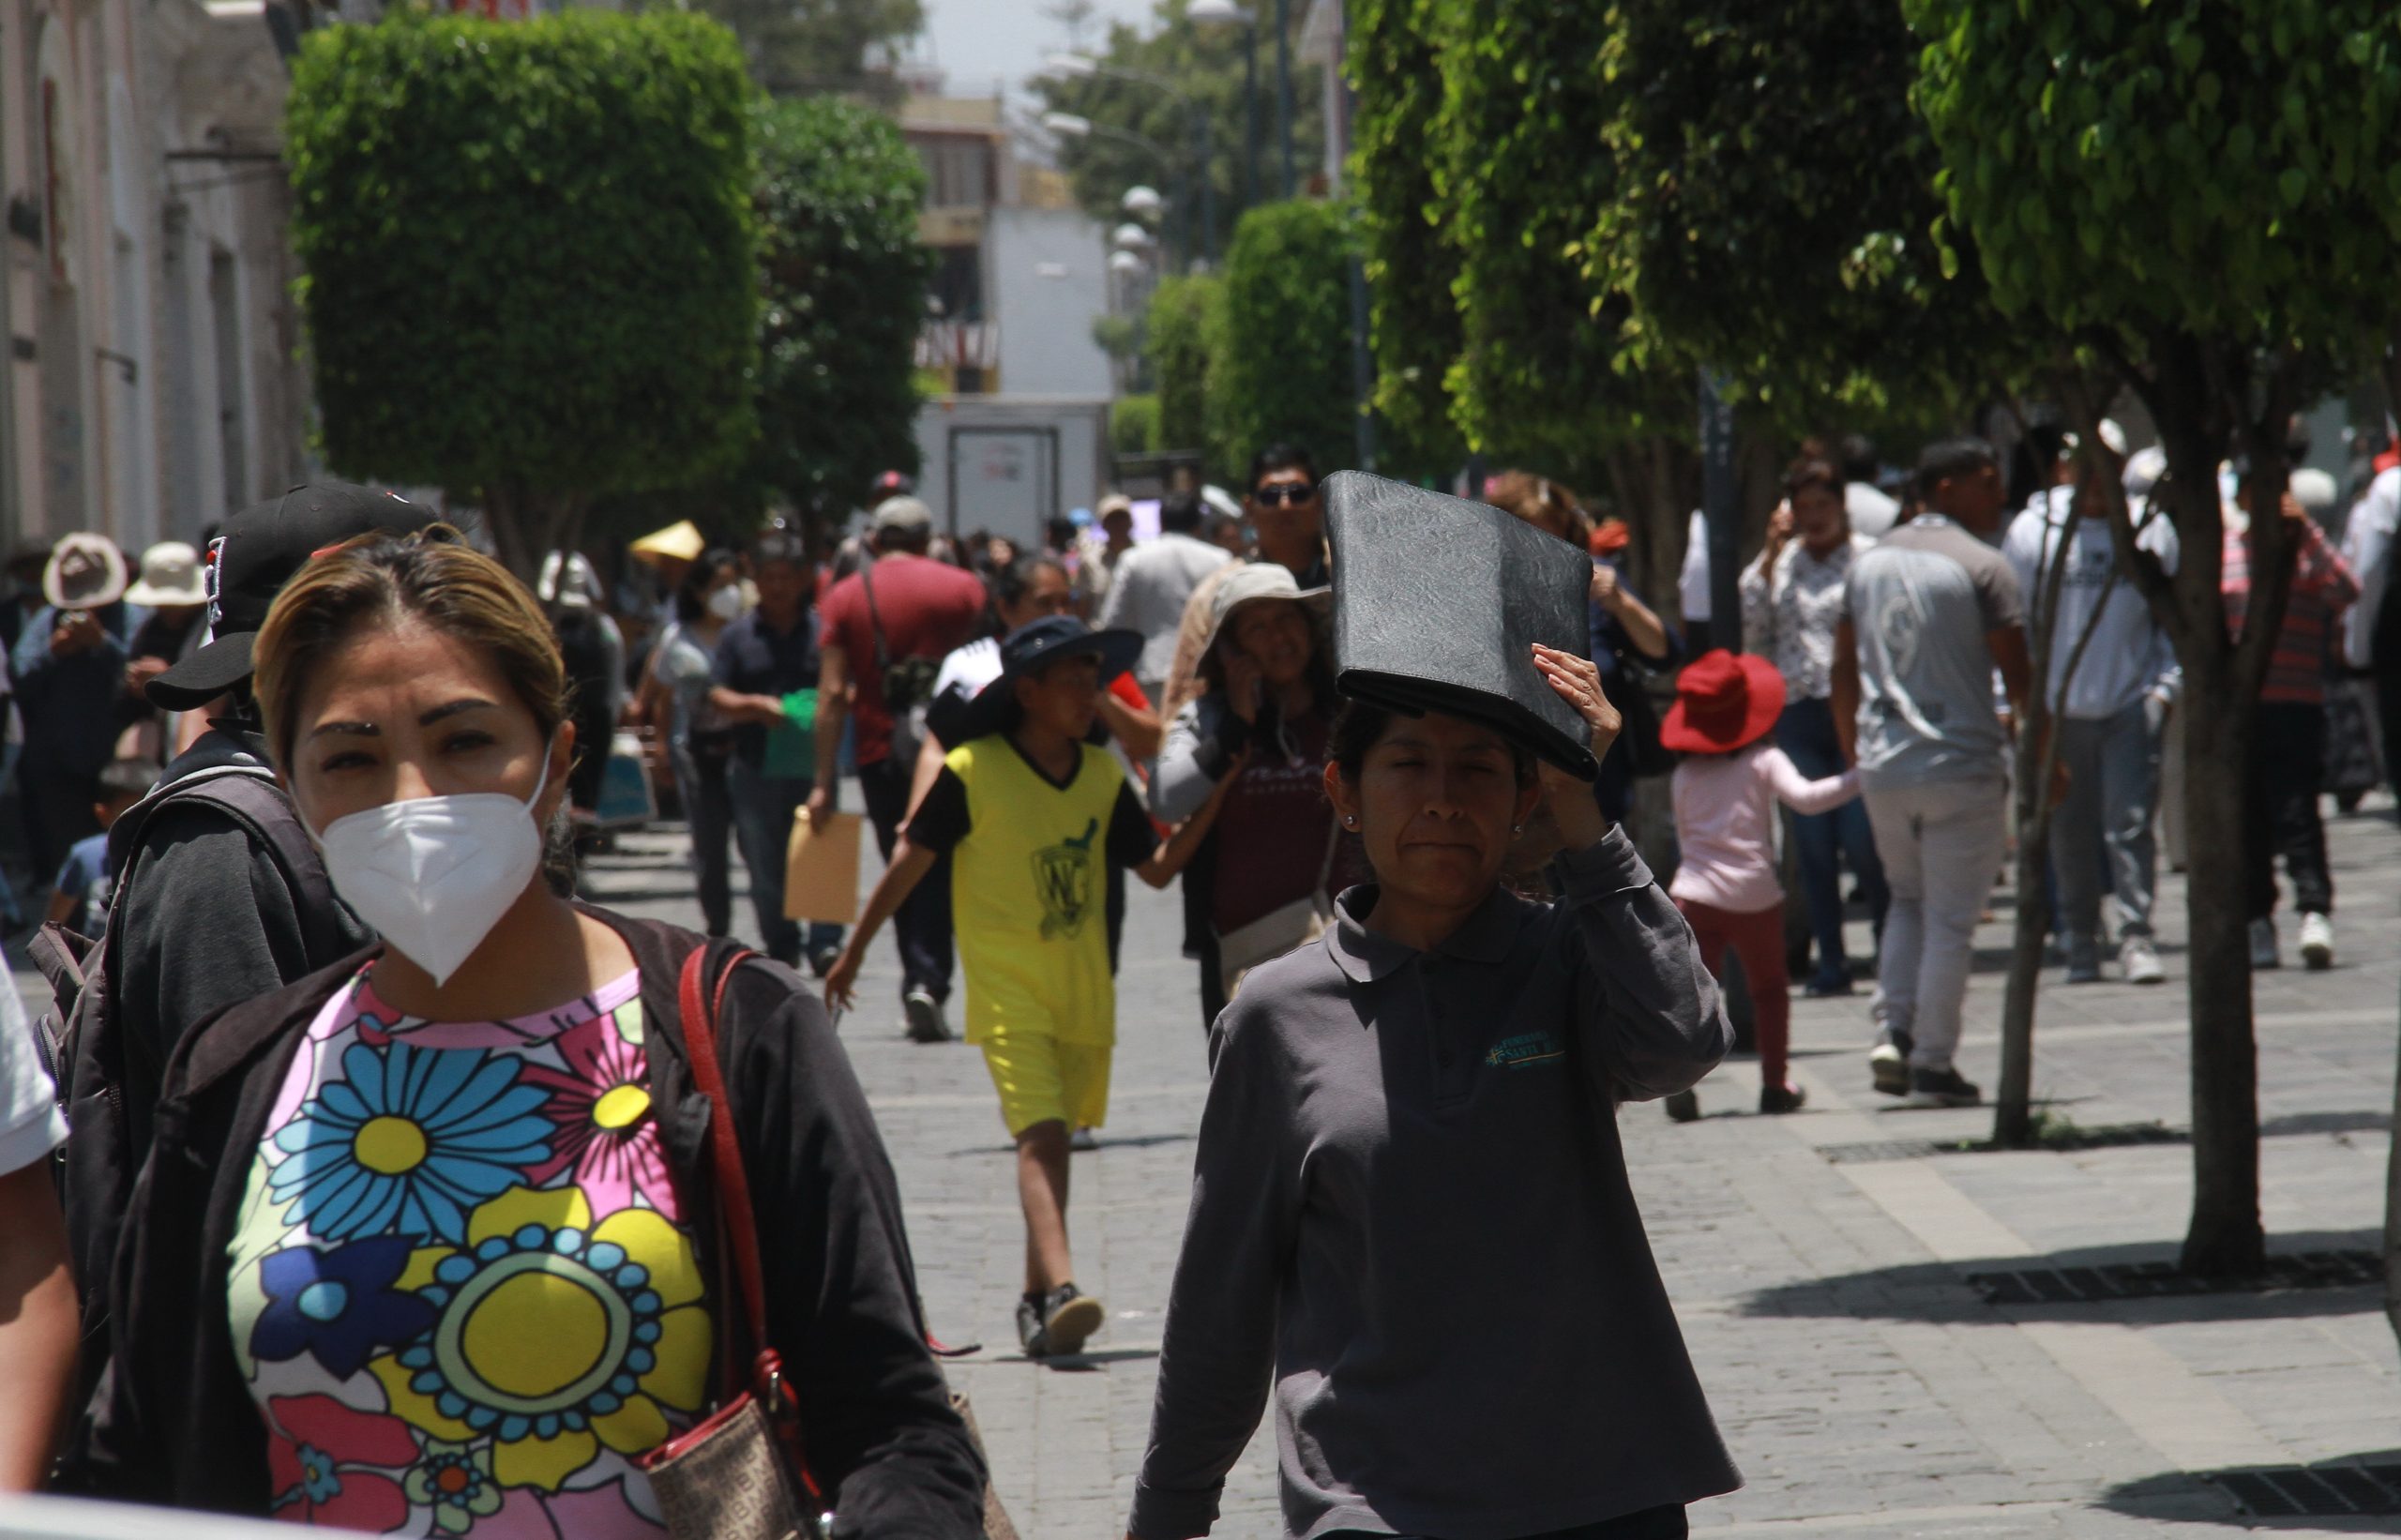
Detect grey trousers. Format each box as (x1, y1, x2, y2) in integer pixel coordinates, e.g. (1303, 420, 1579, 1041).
(1865, 773, 2009, 1071)
(2049, 701, 2162, 944)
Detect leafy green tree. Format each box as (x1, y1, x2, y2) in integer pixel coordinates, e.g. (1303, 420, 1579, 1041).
(1346, 0, 1464, 467)
(750, 95, 930, 524)
(683, 0, 924, 94)
(1589, 0, 2014, 435)
(286, 11, 758, 572)
(1216, 200, 1358, 482)
(1110, 393, 1163, 456)
(1036, 0, 1325, 264)
(1911, 0, 2401, 1277)
(1349, 0, 1696, 601)
(1144, 271, 1228, 466)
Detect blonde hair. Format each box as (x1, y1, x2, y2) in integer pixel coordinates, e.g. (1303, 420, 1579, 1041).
(1483, 470, 1594, 549)
(253, 526, 569, 770)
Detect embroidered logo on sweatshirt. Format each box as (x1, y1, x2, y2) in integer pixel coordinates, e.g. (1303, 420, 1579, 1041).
(1485, 1031, 1564, 1070)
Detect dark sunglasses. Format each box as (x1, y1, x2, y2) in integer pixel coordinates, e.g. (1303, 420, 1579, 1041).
(1252, 483, 1318, 507)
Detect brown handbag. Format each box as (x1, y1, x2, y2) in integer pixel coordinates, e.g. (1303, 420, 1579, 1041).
(638, 944, 1019, 1540)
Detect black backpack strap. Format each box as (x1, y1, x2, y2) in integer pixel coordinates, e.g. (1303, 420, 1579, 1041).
(176, 773, 349, 964)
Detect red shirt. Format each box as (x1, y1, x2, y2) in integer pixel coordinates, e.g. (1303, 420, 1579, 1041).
(2221, 518, 2358, 705)
(818, 553, 989, 764)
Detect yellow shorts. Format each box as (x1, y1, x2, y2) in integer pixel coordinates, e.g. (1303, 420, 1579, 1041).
(980, 1030, 1111, 1138)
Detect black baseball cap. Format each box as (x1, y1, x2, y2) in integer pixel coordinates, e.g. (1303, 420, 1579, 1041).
(930, 616, 1141, 746)
(149, 481, 440, 712)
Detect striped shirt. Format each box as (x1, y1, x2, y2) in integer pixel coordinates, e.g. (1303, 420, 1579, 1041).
(2221, 518, 2359, 704)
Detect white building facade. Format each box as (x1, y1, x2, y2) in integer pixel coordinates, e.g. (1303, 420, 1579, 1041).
(1, 0, 310, 552)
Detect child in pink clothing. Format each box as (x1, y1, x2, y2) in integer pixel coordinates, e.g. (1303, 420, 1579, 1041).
(1659, 650, 1860, 1118)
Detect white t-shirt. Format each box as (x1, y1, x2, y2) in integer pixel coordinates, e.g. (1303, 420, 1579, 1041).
(0, 969, 65, 1176)
(1846, 481, 1901, 541)
(1678, 509, 1712, 624)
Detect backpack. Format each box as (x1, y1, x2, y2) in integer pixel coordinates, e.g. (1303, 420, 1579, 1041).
(30, 762, 349, 1397)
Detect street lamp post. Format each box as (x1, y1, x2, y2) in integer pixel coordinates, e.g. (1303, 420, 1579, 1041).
(1045, 111, 1190, 270)
(1274, 0, 1293, 198)
(1190, 0, 1260, 212)
(1046, 53, 1218, 264)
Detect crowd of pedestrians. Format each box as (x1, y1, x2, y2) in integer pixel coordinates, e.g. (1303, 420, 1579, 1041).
(0, 403, 2394, 1540)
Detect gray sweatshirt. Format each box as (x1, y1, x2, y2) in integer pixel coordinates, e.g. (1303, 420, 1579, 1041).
(1129, 829, 1740, 1540)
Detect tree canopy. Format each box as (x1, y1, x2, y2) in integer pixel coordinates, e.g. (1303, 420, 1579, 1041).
(684, 0, 924, 95)
(1216, 200, 1358, 481)
(1035, 0, 1325, 265)
(286, 10, 758, 569)
(749, 95, 931, 523)
(1590, 0, 2014, 434)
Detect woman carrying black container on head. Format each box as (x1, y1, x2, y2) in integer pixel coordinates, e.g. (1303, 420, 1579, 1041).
(1127, 475, 1739, 1540)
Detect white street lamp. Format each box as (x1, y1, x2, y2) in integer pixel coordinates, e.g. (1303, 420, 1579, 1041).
(1113, 222, 1155, 251)
(1109, 249, 1147, 275)
(1044, 53, 1099, 78)
(1188, 0, 1250, 24)
(1043, 111, 1094, 138)
(1122, 185, 1165, 219)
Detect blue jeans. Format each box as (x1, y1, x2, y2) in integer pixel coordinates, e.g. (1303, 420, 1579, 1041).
(1776, 697, 1888, 986)
(725, 757, 843, 967)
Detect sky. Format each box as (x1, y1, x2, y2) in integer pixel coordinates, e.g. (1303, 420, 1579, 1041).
(919, 0, 1160, 100)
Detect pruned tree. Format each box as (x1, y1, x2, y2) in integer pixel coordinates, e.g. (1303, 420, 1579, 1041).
(286, 11, 759, 573)
(749, 95, 931, 528)
(1911, 0, 2401, 1276)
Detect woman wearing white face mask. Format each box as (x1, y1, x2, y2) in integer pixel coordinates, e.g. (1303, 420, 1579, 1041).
(74, 529, 986, 1536)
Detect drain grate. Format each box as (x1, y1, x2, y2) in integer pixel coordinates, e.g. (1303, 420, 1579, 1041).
(1816, 1140, 1944, 1164)
(1968, 1249, 2382, 1305)
(2208, 1463, 2401, 1517)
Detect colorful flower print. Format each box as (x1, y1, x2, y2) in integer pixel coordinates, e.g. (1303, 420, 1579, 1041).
(252, 1237, 440, 1379)
(264, 1394, 416, 1531)
(270, 1041, 553, 1243)
(521, 1014, 667, 1217)
(371, 1185, 710, 1492)
(403, 1440, 506, 1533)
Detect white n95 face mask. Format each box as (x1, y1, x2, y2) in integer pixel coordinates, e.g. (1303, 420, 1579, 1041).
(311, 749, 554, 988)
(706, 583, 747, 621)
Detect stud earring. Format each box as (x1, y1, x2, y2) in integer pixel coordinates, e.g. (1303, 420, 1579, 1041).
(1343, 815, 1357, 828)
(1511, 823, 1524, 834)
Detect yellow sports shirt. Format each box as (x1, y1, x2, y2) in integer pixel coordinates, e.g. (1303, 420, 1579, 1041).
(919, 736, 1151, 1046)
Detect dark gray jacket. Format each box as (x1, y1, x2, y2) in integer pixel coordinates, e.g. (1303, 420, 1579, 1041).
(1132, 829, 1740, 1539)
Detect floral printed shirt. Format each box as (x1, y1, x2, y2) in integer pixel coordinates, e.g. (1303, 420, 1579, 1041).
(229, 967, 710, 1536)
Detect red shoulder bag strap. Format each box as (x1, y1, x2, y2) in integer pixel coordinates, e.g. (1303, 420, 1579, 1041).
(676, 944, 819, 1494)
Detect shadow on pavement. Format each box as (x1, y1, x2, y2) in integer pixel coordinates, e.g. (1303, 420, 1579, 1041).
(2100, 1454, 2401, 1526)
(1735, 1230, 2383, 1324)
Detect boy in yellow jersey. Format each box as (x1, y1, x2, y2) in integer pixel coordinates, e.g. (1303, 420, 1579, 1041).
(825, 616, 1228, 1356)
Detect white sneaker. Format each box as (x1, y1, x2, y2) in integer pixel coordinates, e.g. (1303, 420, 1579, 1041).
(2248, 917, 2281, 971)
(2120, 935, 2165, 985)
(2298, 913, 2333, 970)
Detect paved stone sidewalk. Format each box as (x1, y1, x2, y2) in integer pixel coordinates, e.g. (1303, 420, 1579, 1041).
(558, 788, 2399, 1538)
(26, 780, 2381, 1537)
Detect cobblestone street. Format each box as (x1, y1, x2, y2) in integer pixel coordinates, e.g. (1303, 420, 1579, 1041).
(55, 788, 2387, 1538)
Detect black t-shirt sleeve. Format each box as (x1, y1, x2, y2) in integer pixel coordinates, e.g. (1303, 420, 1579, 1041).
(1106, 780, 1156, 869)
(902, 766, 971, 853)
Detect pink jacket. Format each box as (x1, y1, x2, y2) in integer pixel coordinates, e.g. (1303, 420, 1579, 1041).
(1669, 742, 1860, 913)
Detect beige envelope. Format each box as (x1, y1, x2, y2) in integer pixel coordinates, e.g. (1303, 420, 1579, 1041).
(783, 810, 863, 924)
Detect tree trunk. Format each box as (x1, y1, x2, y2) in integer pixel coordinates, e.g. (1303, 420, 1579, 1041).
(2178, 660, 2267, 1276)
(1993, 796, 2053, 1148)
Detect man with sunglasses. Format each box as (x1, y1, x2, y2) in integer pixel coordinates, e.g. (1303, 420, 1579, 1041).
(1157, 445, 1334, 718)
(1244, 444, 1329, 587)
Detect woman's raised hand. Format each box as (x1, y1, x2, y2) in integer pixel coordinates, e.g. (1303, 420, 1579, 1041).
(1533, 644, 1621, 757)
